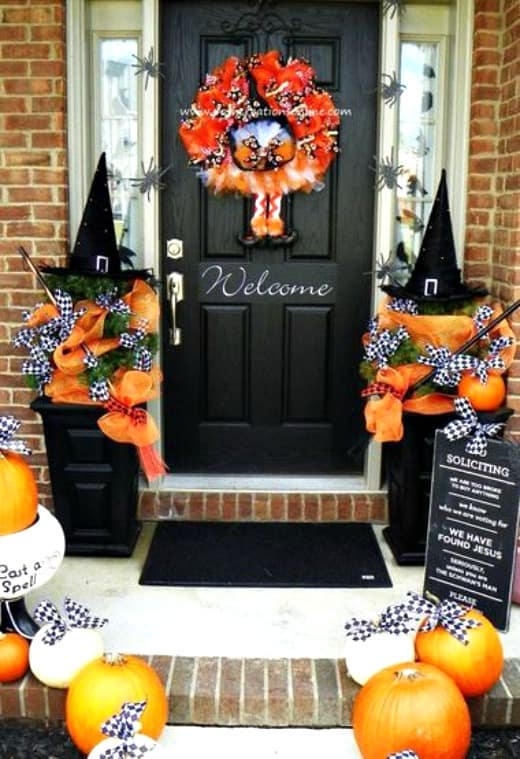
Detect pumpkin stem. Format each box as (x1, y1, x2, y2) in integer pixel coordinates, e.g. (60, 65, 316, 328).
(103, 652, 127, 666)
(424, 589, 441, 606)
(395, 668, 424, 681)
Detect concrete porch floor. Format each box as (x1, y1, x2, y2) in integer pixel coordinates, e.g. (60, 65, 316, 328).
(2, 522, 519, 756)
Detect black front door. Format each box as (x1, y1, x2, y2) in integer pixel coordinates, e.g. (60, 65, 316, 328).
(160, 0, 379, 474)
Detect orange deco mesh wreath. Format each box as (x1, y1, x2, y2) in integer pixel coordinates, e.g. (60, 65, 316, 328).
(178, 50, 340, 244)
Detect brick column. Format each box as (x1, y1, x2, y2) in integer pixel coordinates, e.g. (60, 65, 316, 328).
(0, 1, 67, 505)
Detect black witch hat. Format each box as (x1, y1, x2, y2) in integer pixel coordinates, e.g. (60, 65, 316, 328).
(383, 170, 487, 301)
(40, 153, 152, 280)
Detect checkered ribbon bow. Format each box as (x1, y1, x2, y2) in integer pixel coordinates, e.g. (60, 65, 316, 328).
(473, 304, 494, 332)
(387, 751, 420, 759)
(417, 345, 477, 386)
(96, 288, 131, 315)
(443, 397, 504, 456)
(89, 378, 111, 402)
(21, 344, 53, 392)
(119, 326, 153, 372)
(41, 289, 86, 345)
(100, 701, 154, 758)
(387, 298, 419, 315)
(472, 336, 513, 383)
(345, 602, 417, 641)
(364, 318, 409, 369)
(404, 591, 480, 645)
(33, 597, 108, 645)
(0, 415, 31, 455)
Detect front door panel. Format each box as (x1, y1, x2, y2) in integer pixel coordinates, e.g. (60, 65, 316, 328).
(161, 0, 379, 474)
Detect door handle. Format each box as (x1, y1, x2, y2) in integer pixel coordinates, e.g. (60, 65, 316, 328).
(167, 271, 184, 346)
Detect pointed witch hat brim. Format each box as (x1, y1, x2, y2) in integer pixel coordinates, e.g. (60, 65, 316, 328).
(382, 170, 487, 301)
(40, 153, 153, 282)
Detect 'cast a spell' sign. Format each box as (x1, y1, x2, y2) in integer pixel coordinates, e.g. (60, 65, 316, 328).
(424, 432, 520, 631)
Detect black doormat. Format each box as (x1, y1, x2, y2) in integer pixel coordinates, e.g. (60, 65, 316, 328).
(139, 521, 392, 588)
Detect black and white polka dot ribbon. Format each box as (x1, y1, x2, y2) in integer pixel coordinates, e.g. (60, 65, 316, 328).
(417, 345, 477, 386)
(0, 416, 31, 455)
(443, 397, 504, 456)
(387, 751, 420, 759)
(386, 298, 419, 315)
(345, 601, 418, 641)
(404, 591, 480, 645)
(95, 288, 131, 316)
(33, 597, 108, 645)
(364, 319, 409, 369)
(100, 701, 153, 758)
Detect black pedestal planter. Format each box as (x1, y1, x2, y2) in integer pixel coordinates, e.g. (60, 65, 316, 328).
(383, 407, 513, 566)
(31, 397, 141, 557)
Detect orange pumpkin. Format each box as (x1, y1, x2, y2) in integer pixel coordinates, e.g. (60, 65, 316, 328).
(0, 450, 38, 535)
(0, 631, 30, 682)
(352, 662, 471, 759)
(65, 653, 168, 754)
(415, 607, 503, 697)
(458, 372, 506, 411)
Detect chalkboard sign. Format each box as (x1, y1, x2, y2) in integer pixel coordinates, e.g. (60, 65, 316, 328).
(424, 431, 520, 631)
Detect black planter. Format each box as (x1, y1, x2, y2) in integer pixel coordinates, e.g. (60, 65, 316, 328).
(382, 406, 513, 566)
(31, 397, 141, 557)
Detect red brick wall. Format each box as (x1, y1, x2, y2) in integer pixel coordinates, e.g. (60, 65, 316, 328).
(466, 0, 520, 440)
(0, 0, 67, 506)
(0, 0, 518, 506)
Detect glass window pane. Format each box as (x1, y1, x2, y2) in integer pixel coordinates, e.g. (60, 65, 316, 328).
(396, 41, 440, 264)
(98, 38, 142, 269)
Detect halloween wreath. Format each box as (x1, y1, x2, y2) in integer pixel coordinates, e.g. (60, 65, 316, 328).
(179, 50, 340, 245)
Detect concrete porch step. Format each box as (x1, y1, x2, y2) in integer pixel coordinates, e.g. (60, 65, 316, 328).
(1, 655, 519, 728)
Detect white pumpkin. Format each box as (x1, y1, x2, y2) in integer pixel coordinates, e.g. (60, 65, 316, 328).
(88, 734, 166, 758)
(0, 506, 65, 601)
(29, 625, 104, 688)
(345, 630, 416, 685)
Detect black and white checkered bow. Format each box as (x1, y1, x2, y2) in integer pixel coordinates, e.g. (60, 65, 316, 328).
(0, 415, 32, 455)
(404, 591, 481, 645)
(386, 298, 419, 315)
(387, 751, 419, 759)
(443, 397, 504, 456)
(119, 327, 153, 372)
(417, 345, 477, 386)
(89, 378, 111, 402)
(21, 344, 53, 392)
(96, 288, 131, 316)
(33, 597, 108, 645)
(473, 304, 494, 332)
(471, 335, 514, 383)
(345, 601, 418, 641)
(364, 319, 409, 369)
(100, 701, 154, 758)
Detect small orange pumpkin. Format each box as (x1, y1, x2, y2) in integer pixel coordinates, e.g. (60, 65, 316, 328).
(352, 661, 471, 759)
(415, 607, 503, 697)
(0, 450, 38, 535)
(65, 653, 168, 754)
(0, 631, 30, 683)
(458, 372, 506, 411)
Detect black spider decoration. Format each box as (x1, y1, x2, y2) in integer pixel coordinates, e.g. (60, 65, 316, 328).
(372, 149, 404, 190)
(132, 46, 165, 90)
(364, 252, 411, 285)
(382, 0, 404, 19)
(380, 71, 406, 107)
(130, 157, 170, 201)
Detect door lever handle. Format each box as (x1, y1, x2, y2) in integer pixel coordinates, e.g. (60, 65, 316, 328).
(167, 271, 184, 346)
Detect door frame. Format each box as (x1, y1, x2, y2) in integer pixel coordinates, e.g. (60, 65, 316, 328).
(66, 0, 473, 492)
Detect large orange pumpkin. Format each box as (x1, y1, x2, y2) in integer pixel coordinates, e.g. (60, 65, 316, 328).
(352, 662, 471, 759)
(0, 450, 38, 535)
(65, 653, 168, 754)
(0, 631, 30, 683)
(458, 372, 506, 411)
(415, 607, 503, 697)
